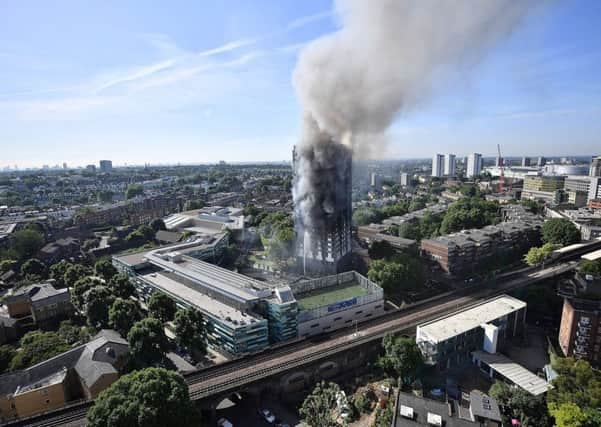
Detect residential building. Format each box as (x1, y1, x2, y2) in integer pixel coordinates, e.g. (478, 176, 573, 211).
(467, 153, 482, 178)
(37, 237, 80, 263)
(99, 160, 113, 173)
(589, 177, 601, 202)
(522, 157, 531, 167)
(3, 283, 73, 325)
(444, 154, 456, 177)
(0, 330, 128, 422)
(395, 390, 502, 427)
(590, 156, 601, 177)
(294, 143, 353, 274)
(432, 154, 444, 178)
(538, 156, 547, 167)
(558, 269, 601, 365)
(420, 208, 542, 274)
(74, 195, 180, 227)
(399, 172, 410, 187)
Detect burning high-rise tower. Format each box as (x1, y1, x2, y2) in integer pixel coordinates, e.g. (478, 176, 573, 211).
(293, 137, 353, 275)
(290, 0, 542, 275)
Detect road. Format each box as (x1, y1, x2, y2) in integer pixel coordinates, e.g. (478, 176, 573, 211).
(3, 260, 576, 427)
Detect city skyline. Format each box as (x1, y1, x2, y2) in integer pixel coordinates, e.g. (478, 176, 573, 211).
(1, 0, 601, 167)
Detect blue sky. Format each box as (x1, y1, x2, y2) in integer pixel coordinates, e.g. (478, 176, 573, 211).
(0, 0, 600, 168)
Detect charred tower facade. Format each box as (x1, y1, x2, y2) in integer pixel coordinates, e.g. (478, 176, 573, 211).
(293, 139, 353, 275)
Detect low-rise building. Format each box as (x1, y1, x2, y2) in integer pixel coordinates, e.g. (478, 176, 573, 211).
(4, 283, 72, 325)
(113, 240, 384, 357)
(395, 390, 502, 427)
(0, 330, 128, 422)
(416, 295, 527, 370)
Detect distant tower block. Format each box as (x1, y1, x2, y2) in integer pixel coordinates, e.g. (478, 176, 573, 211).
(294, 142, 353, 275)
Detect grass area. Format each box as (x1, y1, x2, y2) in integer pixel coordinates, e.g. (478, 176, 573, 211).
(296, 283, 368, 311)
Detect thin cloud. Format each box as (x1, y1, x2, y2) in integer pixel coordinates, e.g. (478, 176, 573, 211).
(197, 38, 256, 57)
(286, 10, 332, 31)
(95, 59, 176, 92)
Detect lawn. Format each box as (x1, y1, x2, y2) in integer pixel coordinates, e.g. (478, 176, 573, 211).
(296, 283, 368, 311)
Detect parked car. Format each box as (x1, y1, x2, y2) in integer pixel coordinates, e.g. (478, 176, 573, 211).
(258, 409, 276, 423)
(217, 418, 233, 427)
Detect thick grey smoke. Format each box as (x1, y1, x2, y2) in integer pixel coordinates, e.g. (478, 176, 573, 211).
(293, 0, 543, 245)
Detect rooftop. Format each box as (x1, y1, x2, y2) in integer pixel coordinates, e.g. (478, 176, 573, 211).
(143, 243, 277, 304)
(472, 351, 551, 396)
(141, 271, 264, 328)
(417, 295, 526, 343)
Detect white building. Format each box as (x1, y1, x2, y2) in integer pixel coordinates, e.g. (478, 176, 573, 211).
(444, 154, 456, 177)
(432, 154, 444, 178)
(467, 153, 483, 178)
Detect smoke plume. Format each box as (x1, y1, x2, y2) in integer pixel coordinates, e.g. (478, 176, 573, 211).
(293, 0, 544, 252)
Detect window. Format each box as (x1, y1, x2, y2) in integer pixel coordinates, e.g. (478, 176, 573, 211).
(374, 305, 382, 309)
(365, 313, 372, 318)
(355, 310, 363, 315)
(334, 317, 342, 321)
(310, 323, 319, 328)
(45, 399, 50, 405)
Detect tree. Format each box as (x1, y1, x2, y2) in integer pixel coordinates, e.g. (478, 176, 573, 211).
(378, 334, 423, 384)
(108, 273, 137, 299)
(489, 381, 551, 427)
(87, 368, 200, 427)
(150, 218, 167, 232)
(396, 222, 421, 241)
(9, 331, 70, 370)
(10, 229, 44, 260)
(57, 320, 89, 345)
(547, 357, 601, 426)
(368, 240, 395, 260)
(63, 264, 91, 288)
(439, 197, 500, 234)
(368, 254, 422, 297)
(125, 184, 144, 200)
(94, 258, 118, 281)
(109, 298, 142, 336)
(173, 308, 205, 354)
(524, 243, 561, 267)
(353, 208, 380, 226)
(299, 381, 342, 427)
(0, 345, 16, 374)
(20, 258, 48, 280)
(125, 225, 156, 244)
(0, 259, 17, 275)
(148, 292, 177, 323)
(49, 260, 73, 288)
(127, 318, 169, 366)
(72, 277, 104, 310)
(579, 259, 601, 277)
(84, 285, 116, 329)
(542, 218, 581, 246)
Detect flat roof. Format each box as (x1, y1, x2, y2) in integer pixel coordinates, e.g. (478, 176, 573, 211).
(296, 282, 368, 311)
(472, 351, 551, 396)
(417, 295, 526, 343)
(582, 248, 601, 261)
(554, 242, 589, 254)
(141, 272, 263, 328)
